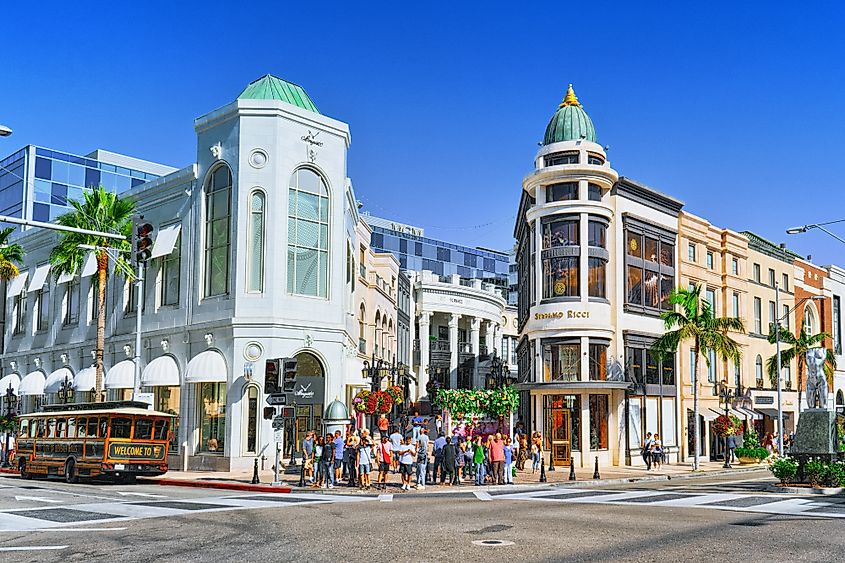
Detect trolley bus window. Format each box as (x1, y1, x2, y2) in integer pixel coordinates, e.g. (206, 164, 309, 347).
(19, 419, 28, 438)
(87, 417, 98, 438)
(46, 418, 56, 438)
(99, 417, 108, 438)
(111, 417, 132, 439)
(29, 420, 36, 438)
(37, 419, 46, 438)
(134, 418, 153, 440)
(153, 419, 169, 441)
(56, 418, 66, 439)
(77, 417, 87, 438)
(67, 417, 76, 438)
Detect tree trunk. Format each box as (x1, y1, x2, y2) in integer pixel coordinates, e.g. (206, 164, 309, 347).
(95, 253, 108, 403)
(797, 359, 804, 420)
(692, 339, 700, 471)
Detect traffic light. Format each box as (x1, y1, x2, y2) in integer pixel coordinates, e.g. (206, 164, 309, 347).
(264, 359, 280, 394)
(135, 222, 154, 264)
(282, 357, 297, 392)
(263, 406, 276, 420)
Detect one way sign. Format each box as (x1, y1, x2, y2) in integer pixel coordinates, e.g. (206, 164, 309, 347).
(265, 393, 287, 406)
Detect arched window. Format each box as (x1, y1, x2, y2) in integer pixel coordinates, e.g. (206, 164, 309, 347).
(287, 168, 329, 298)
(374, 311, 381, 357)
(755, 355, 763, 386)
(804, 306, 816, 335)
(204, 164, 232, 297)
(358, 304, 366, 354)
(294, 351, 325, 378)
(837, 390, 844, 407)
(381, 316, 388, 359)
(243, 384, 259, 454)
(247, 190, 266, 292)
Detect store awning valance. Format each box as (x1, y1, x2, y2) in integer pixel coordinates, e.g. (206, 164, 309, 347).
(150, 224, 181, 259)
(105, 360, 135, 389)
(72, 367, 96, 392)
(6, 271, 28, 297)
(755, 407, 792, 419)
(185, 350, 227, 383)
(735, 406, 763, 421)
(27, 264, 51, 292)
(142, 355, 180, 387)
(0, 373, 21, 396)
(19, 371, 46, 396)
(44, 367, 74, 393)
(57, 270, 76, 285)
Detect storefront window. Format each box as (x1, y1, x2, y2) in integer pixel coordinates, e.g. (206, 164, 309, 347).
(589, 394, 608, 450)
(543, 218, 579, 248)
(624, 221, 676, 314)
(646, 350, 660, 384)
(547, 182, 578, 202)
(544, 256, 579, 298)
(589, 343, 607, 381)
(199, 382, 226, 454)
(155, 386, 180, 452)
(544, 343, 580, 382)
(542, 394, 581, 452)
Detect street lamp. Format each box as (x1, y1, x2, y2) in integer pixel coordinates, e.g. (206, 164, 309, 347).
(0, 125, 11, 137)
(786, 219, 845, 246)
(486, 349, 515, 389)
(2, 382, 17, 467)
(58, 374, 74, 405)
(715, 381, 741, 469)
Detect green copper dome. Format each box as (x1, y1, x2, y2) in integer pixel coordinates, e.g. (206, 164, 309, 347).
(543, 85, 596, 145)
(238, 74, 320, 114)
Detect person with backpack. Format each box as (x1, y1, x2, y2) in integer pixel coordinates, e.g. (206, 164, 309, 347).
(415, 428, 430, 489)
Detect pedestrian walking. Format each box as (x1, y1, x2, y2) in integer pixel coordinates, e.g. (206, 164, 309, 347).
(312, 436, 324, 488)
(489, 433, 505, 484)
(376, 435, 392, 490)
(397, 436, 417, 491)
(504, 437, 514, 484)
(322, 434, 336, 488)
(432, 432, 446, 483)
(358, 435, 373, 490)
(473, 436, 485, 485)
(378, 414, 389, 438)
(302, 431, 315, 483)
(416, 428, 430, 489)
(333, 430, 345, 483)
(726, 433, 737, 463)
(389, 427, 403, 472)
(345, 434, 359, 487)
(441, 437, 458, 485)
(642, 432, 654, 471)
(651, 434, 663, 470)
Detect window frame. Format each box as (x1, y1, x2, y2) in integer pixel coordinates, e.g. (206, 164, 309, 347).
(203, 164, 233, 298)
(287, 167, 330, 298)
(624, 219, 676, 316)
(247, 189, 266, 293)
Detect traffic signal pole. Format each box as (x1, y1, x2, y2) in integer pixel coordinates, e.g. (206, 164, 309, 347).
(133, 260, 144, 398)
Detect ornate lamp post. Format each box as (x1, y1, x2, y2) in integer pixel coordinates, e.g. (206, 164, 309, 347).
(715, 381, 740, 469)
(57, 374, 74, 405)
(2, 382, 18, 467)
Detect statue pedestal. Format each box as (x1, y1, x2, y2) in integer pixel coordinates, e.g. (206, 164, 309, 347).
(792, 409, 838, 458)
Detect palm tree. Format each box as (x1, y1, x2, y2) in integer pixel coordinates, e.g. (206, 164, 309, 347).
(0, 227, 25, 281)
(766, 321, 836, 412)
(652, 284, 745, 471)
(50, 187, 134, 402)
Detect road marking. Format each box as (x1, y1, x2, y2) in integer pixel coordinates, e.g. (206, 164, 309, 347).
(0, 545, 67, 551)
(14, 496, 63, 504)
(378, 494, 393, 502)
(473, 491, 493, 501)
(115, 491, 168, 498)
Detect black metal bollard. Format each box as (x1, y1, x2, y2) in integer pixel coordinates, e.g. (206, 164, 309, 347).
(251, 458, 260, 485)
(261, 455, 266, 471)
(298, 458, 306, 487)
(568, 457, 576, 481)
(593, 456, 601, 480)
(539, 458, 547, 483)
(548, 453, 555, 472)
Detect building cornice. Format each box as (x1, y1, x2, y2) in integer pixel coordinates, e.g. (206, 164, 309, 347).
(613, 177, 684, 216)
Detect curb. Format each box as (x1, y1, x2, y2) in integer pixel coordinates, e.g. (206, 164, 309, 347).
(142, 478, 292, 494)
(0, 468, 18, 475)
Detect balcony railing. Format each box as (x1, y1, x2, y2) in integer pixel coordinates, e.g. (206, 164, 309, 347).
(430, 341, 450, 352)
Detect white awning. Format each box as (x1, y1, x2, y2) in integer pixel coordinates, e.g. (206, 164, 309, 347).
(27, 264, 51, 292)
(72, 367, 96, 392)
(185, 350, 227, 383)
(0, 373, 20, 396)
(81, 252, 98, 277)
(756, 408, 793, 419)
(736, 406, 763, 421)
(19, 371, 46, 396)
(105, 360, 136, 389)
(6, 271, 28, 297)
(142, 355, 180, 386)
(57, 270, 76, 285)
(150, 224, 181, 259)
(44, 367, 74, 393)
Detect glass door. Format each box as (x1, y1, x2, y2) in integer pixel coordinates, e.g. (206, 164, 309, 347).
(544, 395, 572, 466)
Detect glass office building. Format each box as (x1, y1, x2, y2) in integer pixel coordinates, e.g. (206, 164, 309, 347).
(363, 213, 510, 292)
(0, 146, 174, 222)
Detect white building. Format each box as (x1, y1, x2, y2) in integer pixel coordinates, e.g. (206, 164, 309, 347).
(2, 75, 402, 472)
(824, 265, 845, 414)
(514, 86, 684, 469)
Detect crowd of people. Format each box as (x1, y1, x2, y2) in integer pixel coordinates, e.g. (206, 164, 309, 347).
(297, 416, 542, 491)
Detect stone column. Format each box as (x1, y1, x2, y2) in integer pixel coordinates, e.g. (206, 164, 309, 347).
(418, 313, 431, 400)
(449, 313, 460, 389)
(484, 321, 494, 354)
(470, 317, 481, 388)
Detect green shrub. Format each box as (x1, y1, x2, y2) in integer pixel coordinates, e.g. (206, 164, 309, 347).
(735, 446, 769, 460)
(805, 458, 827, 487)
(769, 456, 798, 484)
(742, 429, 761, 449)
(821, 461, 845, 487)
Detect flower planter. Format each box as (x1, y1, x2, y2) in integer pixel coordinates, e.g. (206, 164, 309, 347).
(737, 456, 763, 465)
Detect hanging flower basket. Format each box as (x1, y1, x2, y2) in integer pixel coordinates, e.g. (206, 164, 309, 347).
(713, 414, 742, 437)
(434, 386, 518, 417)
(373, 390, 393, 414)
(385, 385, 403, 405)
(353, 390, 372, 414)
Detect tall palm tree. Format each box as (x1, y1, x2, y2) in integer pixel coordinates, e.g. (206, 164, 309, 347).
(652, 284, 745, 471)
(50, 187, 134, 402)
(0, 227, 25, 281)
(766, 321, 836, 411)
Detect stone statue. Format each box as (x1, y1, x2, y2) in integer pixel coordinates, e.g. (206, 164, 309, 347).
(805, 348, 829, 410)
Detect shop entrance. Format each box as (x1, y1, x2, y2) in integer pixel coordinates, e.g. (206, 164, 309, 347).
(295, 404, 323, 445)
(544, 399, 572, 467)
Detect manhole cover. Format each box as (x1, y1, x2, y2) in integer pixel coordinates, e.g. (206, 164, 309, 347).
(472, 539, 515, 547)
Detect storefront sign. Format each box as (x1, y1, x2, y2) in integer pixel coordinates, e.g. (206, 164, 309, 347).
(755, 396, 775, 405)
(108, 442, 166, 461)
(290, 376, 324, 405)
(535, 310, 590, 320)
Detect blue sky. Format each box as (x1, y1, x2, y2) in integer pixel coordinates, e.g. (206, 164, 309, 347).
(3, 2, 845, 264)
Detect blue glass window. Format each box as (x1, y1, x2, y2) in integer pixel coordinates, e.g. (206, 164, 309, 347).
(399, 255, 407, 268)
(414, 242, 423, 256)
(114, 174, 131, 191)
(67, 164, 85, 187)
(84, 167, 100, 189)
(464, 253, 477, 268)
(33, 203, 49, 222)
(437, 247, 450, 261)
(399, 238, 407, 253)
(484, 258, 495, 272)
(51, 183, 68, 206)
(131, 178, 145, 188)
(457, 265, 471, 277)
(383, 235, 400, 251)
(35, 157, 51, 180)
(371, 232, 384, 248)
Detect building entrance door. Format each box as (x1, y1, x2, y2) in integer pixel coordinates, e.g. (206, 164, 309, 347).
(547, 407, 572, 466)
(295, 404, 323, 446)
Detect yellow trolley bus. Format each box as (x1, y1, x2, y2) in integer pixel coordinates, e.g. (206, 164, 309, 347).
(16, 401, 174, 483)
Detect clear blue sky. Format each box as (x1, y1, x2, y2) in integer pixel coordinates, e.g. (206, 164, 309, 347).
(3, 2, 845, 264)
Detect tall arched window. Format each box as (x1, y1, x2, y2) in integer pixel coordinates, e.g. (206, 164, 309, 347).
(204, 164, 232, 297)
(755, 355, 763, 386)
(381, 317, 388, 359)
(804, 306, 816, 335)
(374, 311, 381, 357)
(247, 190, 266, 292)
(388, 319, 394, 361)
(287, 168, 329, 298)
(358, 304, 366, 354)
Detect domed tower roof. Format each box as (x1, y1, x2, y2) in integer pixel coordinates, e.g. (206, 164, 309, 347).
(238, 74, 320, 114)
(324, 398, 349, 420)
(543, 85, 596, 145)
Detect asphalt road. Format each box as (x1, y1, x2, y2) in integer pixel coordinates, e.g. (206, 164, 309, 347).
(0, 472, 842, 562)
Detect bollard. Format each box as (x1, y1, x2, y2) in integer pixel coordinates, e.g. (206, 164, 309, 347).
(251, 458, 260, 485)
(593, 456, 601, 480)
(261, 454, 266, 471)
(568, 457, 576, 481)
(548, 453, 555, 472)
(298, 458, 306, 487)
(539, 458, 547, 483)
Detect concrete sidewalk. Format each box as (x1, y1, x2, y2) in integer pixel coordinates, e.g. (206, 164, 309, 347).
(137, 459, 770, 494)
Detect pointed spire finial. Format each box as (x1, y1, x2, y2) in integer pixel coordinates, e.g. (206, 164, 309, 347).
(560, 84, 581, 108)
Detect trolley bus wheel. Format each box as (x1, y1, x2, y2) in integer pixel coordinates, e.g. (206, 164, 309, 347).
(18, 459, 31, 480)
(64, 458, 79, 484)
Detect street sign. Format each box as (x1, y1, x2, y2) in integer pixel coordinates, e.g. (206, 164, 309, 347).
(274, 429, 284, 442)
(272, 416, 285, 430)
(265, 393, 287, 406)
